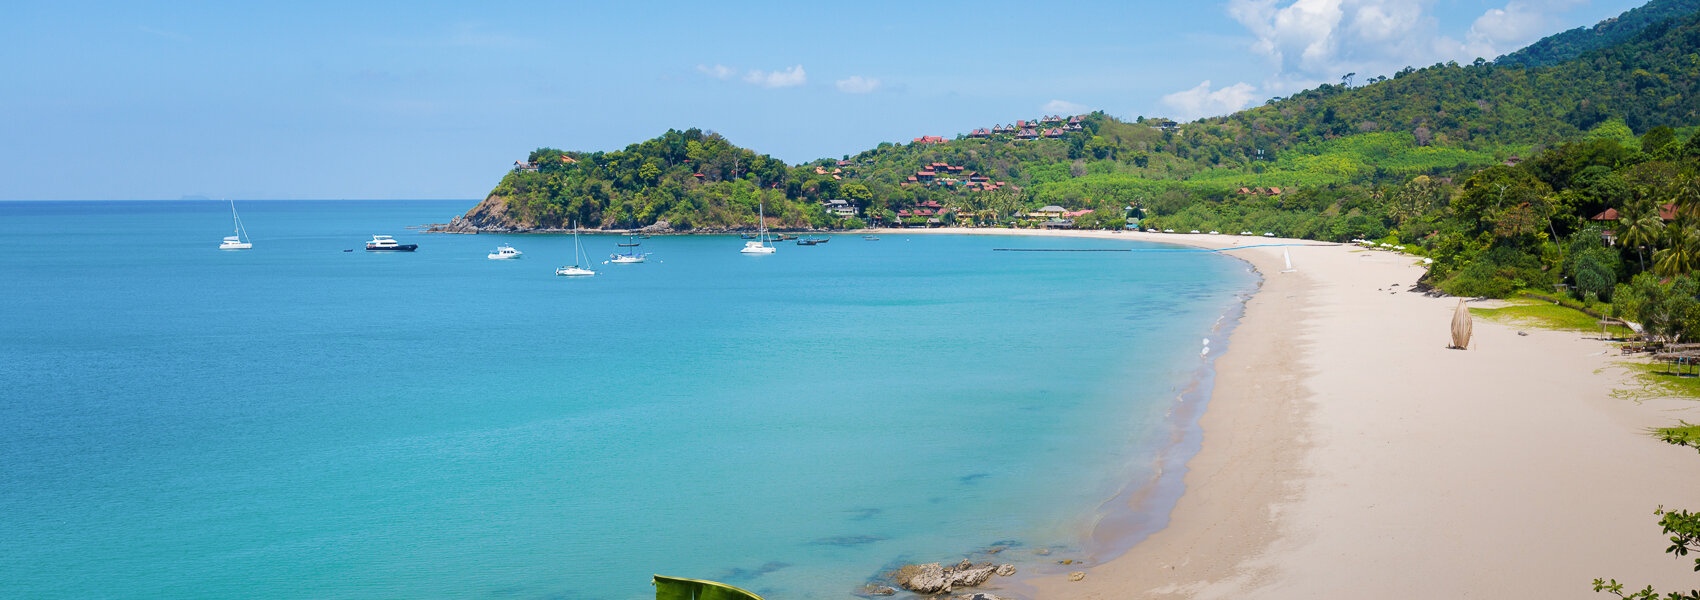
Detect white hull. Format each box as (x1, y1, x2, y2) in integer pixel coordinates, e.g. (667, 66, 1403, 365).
(556, 266, 596, 277)
(740, 244, 776, 254)
(219, 241, 252, 250)
(611, 255, 646, 263)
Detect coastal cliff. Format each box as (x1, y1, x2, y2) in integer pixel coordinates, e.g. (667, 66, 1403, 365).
(436, 194, 531, 233)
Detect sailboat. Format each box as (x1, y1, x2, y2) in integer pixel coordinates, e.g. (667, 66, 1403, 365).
(610, 248, 647, 263)
(219, 199, 252, 250)
(556, 223, 597, 276)
(740, 201, 776, 254)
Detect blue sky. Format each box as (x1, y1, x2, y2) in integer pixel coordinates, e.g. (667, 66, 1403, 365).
(0, 0, 1648, 200)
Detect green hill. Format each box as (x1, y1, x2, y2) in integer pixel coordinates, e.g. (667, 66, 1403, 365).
(1495, 0, 1700, 68)
(451, 3, 1700, 300)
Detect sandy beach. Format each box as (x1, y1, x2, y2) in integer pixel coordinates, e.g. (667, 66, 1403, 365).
(878, 227, 1700, 599)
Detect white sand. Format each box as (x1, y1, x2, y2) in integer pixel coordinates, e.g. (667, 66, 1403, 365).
(876, 228, 1700, 599)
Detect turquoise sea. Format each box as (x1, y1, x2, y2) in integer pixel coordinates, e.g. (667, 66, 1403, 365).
(0, 200, 1257, 600)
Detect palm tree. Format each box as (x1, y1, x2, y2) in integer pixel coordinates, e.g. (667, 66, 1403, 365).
(1675, 175, 1700, 221)
(1653, 224, 1700, 277)
(1619, 201, 1663, 272)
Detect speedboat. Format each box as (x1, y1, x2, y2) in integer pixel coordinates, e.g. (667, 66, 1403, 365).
(366, 235, 417, 251)
(487, 245, 523, 259)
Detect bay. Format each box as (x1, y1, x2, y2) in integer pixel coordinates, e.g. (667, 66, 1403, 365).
(0, 200, 1256, 599)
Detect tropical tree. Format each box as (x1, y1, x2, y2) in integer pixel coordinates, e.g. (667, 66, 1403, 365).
(1620, 201, 1664, 272)
(1655, 224, 1700, 278)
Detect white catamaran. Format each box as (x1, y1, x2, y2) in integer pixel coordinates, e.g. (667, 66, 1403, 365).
(557, 223, 597, 276)
(219, 199, 252, 250)
(740, 201, 776, 254)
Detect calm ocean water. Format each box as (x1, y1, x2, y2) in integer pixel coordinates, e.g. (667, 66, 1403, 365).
(0, 200, 1256, 600)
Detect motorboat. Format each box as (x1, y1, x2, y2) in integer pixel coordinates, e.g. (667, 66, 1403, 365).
(487, 245, 523, 259)
(366, 235, 417, 251)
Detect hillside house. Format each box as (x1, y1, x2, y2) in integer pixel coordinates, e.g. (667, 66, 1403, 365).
(913, 136, 947, 144)
(514, 160, 539, 172)
(823, 199, 858, 217)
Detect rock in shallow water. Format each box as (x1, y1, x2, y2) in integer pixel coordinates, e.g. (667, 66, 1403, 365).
(894, 561, 1010, 594)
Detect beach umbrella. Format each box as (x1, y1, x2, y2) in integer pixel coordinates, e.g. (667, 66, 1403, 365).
(1451, 298, 1473, 349)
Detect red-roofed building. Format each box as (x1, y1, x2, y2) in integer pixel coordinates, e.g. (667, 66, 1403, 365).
(1016, 129, 1038, 140)
(913, 136, 947, 144)
(1594, 204, 1679, 221)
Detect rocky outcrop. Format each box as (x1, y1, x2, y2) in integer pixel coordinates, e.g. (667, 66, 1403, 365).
(436, 194, 527, 233)
(893, 560, 1012, 595)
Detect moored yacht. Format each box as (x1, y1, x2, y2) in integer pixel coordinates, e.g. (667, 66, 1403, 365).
(556, 224, 597, 276)
(366, 235, 418, 251)
(740, 201, 777, 254)
(487, 245, 523, 259)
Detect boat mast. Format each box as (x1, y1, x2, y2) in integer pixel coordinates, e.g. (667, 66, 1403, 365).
(229, 198, 250, 242)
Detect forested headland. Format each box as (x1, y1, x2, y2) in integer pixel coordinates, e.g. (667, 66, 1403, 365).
(453, 1, 1700, 312)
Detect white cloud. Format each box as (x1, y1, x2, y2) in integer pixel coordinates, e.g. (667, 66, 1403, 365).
(1464, 0, 1589, 59)
(138, 25, 189, 42)
(836, 75, 881, 94)
(1041, 99, 1089, 114)
(1225, 0, 1593, 98)
(1161, 81, 1260, 121)
(697, 64, 736, 80)
(743, 65, 807, 88)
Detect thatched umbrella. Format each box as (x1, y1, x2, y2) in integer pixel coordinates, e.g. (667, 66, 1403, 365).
(1451, 298, 1473, 349)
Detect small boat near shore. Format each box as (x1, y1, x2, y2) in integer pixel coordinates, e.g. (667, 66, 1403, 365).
(366, 235, 417, 251)
(863, 235, 880, 241)
(741, 202, 777, 255)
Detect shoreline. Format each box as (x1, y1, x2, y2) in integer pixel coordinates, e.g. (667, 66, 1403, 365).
(879, 227, 1700, 599)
